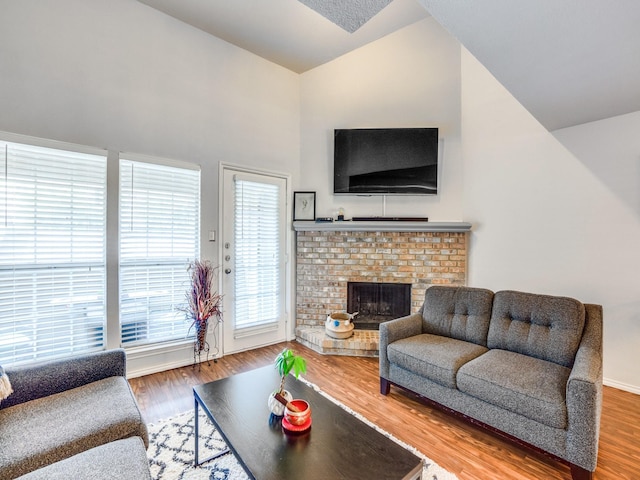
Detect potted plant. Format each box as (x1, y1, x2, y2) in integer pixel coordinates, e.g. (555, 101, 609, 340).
(268, 348, 306, 416)
(181, 259, 222, 361)
(275, 348, 307, 394)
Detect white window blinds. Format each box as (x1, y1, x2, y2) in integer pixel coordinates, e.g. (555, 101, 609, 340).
(234, 178, 281, 331)
(0, 140, 107, 365)
(119, 158, 200, 347)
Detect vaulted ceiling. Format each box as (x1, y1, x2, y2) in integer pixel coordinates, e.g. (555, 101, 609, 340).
(137, 0, 428, 74)
(137, 0, 640, 131)
(420, 0, 640, 131)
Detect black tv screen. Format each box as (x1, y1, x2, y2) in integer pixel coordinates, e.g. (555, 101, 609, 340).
(333, 128, 438, 195)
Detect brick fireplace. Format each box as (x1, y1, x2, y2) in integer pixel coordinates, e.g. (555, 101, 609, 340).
(293, 221, 471, 356)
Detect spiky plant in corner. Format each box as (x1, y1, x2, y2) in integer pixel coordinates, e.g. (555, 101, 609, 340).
(182, 259, 222, 353)
(274, 348, 307, 395)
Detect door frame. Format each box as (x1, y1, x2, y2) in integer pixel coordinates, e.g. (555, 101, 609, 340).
(218, 162, 294, 354)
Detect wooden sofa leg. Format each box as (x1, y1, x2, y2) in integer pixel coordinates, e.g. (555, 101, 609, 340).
(380, 378, 391, 395)
(570, 464, 593, 480)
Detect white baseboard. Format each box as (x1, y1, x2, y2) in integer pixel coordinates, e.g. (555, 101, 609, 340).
(127, 356, 195, 379)
(603, 377, 640, 395)
(125, 342, 220, 379)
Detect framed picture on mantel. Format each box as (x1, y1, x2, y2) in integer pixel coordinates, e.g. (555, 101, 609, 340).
(293, 191, 316, 221)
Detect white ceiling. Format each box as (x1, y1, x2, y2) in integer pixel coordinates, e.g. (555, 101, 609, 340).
(138, 0, 640, 131)
(137, 0, 429, 74)
(419, 0, 640, 131)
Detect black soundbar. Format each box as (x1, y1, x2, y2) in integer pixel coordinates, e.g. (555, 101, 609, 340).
(351, 216, 429, 222)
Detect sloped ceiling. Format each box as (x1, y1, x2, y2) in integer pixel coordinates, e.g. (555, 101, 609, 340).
(138, 0, 640, 131)
(137, 0, 428, 74)
(419, 0, 640, 130)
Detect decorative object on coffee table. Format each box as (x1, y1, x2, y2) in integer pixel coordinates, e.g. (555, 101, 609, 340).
(181, 259, 222, 368)
(283, 399, 312, 433)
(269, 348, 307, 416)
(325, 311, 357, 339)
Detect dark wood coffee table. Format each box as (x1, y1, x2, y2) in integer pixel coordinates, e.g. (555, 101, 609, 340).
(193, 365, 422, 480)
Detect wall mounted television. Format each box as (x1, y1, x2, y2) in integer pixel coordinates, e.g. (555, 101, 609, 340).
(333, 127, 439, 195)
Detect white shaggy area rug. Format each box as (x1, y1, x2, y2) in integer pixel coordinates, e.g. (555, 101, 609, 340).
(147, 379, 459, 480)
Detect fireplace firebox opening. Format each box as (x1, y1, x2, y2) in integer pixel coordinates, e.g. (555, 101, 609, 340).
(347, 282, 411, 330)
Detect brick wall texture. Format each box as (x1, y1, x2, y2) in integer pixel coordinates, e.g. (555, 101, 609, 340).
(296, 230, 468, 328)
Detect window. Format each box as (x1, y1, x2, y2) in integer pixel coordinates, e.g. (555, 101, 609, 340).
(0, 140, 107, 364)
(119, 158, 200, 347)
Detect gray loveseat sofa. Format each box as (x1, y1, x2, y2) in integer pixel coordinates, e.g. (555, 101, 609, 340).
(379, 286, 603, 480)
(0, 349, 151, 479)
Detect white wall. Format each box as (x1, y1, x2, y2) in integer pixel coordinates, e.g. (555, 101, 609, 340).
(461, 48, 640, 392)
(0, 0, 299, 258)
(300, 18, 463, 221)
(0, 0, 300, 375)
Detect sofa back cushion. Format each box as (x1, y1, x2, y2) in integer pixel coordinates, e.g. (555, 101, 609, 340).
(487, 290, 586, 367)
(421, 286, 494, 346)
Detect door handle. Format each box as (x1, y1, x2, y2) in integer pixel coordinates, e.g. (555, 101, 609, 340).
(225, 268, 232, 274)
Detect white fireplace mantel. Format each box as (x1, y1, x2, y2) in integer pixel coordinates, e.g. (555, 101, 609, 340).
(292, 220, 472, 233)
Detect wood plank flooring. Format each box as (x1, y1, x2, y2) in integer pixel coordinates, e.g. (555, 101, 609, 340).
(129, 341, 640, 480)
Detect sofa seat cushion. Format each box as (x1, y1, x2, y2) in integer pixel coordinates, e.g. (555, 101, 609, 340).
(0, 376, 148, 480)
(388, 334, 488, 388)
(457, 349, 571, 429)
(16, 437, 151, 480)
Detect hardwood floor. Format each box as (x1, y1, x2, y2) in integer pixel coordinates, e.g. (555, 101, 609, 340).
(129, 341, 640, 480)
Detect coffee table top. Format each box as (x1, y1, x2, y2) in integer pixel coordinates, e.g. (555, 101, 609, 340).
(193, 365, 422, 480)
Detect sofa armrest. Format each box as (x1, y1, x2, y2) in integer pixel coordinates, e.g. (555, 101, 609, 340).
(1, 349, 126, 409)
(566, 304, 603, 472)
(379, 312, 423, 380)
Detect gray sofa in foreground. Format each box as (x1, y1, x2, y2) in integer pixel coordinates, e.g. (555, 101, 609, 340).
(0, 349, 151, 479)
(379, 286, 603, 480)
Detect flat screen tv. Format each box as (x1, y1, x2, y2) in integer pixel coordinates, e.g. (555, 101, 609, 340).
(333, 127, 439, 195)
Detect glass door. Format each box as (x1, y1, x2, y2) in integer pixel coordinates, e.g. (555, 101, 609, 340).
(220, 166, 288, 354)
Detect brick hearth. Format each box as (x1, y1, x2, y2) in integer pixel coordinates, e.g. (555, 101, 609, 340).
(293, 222, 470, 356)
